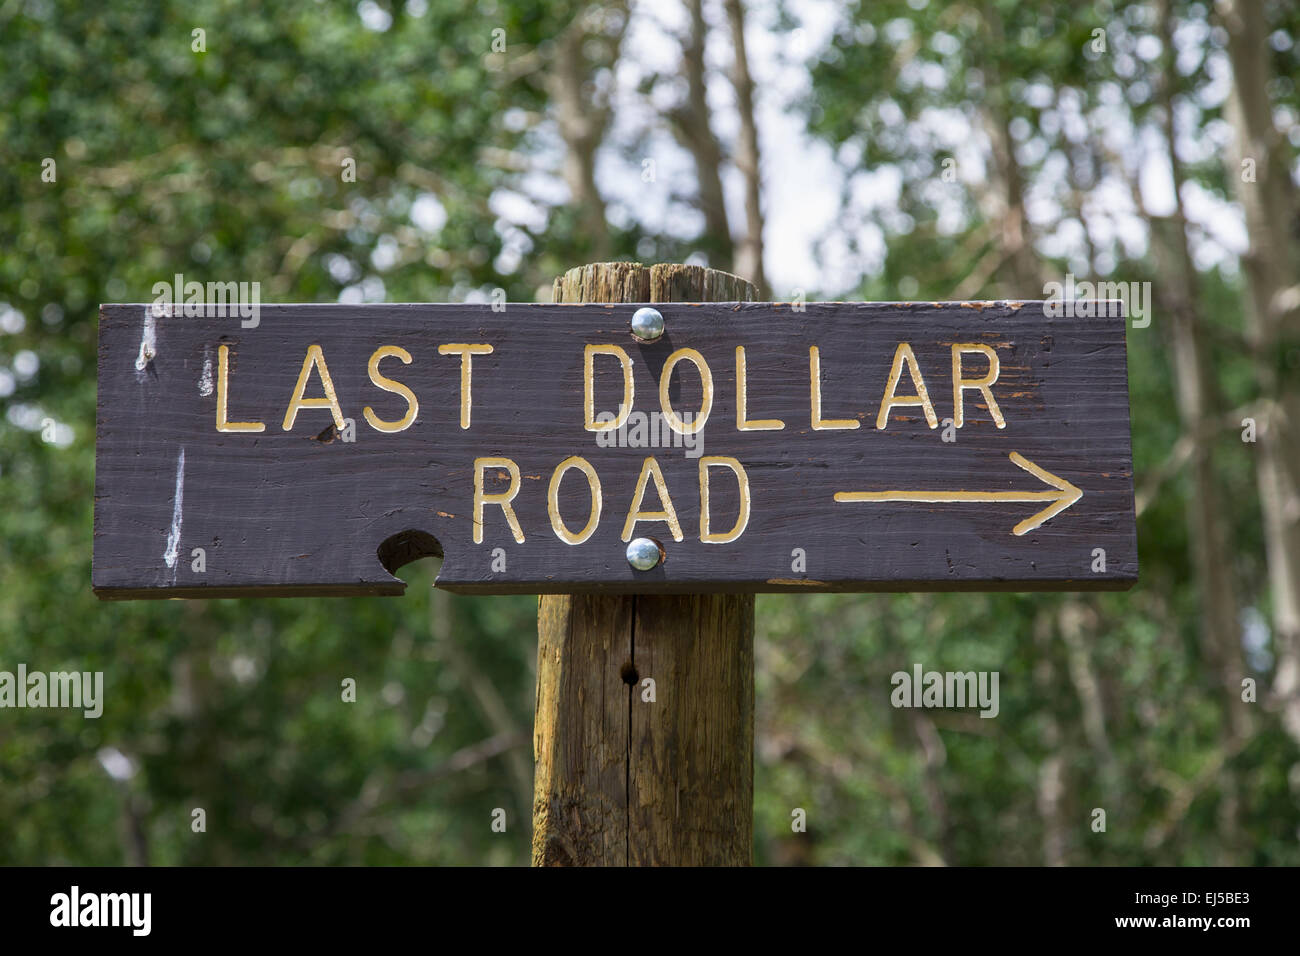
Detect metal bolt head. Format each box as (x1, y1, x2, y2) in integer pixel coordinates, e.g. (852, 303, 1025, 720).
(630, 307, 664, 342)
(626, 537, 663, 571)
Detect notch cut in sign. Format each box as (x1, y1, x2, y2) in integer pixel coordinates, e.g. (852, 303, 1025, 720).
(834, 452, 1084, 536)
(473, 454, 751, 547)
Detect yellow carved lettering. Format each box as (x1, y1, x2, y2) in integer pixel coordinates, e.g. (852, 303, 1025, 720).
(547, 456, 602, 545)
(363, 345, 418, 433)
(876, 343, 938, 429)
(951, 343, 1005, 428)
(699, 456, 751, 543)
(282, 344, 345, 432)
(735, 347, 784, 431)
(584, 344, 634, 432)
(216, 344, 265, 433)
(621, 456, 683, 542)
(810, 346, 860, 430)
(438, 344, 494, 430)
(659, 348, 713, 434)
(473, 456, 524, 544)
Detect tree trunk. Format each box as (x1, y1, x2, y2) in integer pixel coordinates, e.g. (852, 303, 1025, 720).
(548, 6, 630, 260)
(1153, 0, 1249, 751)
(1218, 0, 1300, 742)
(531, 262, 757, 866)
(669, 0, 734, 271)
(976, 4, 1045, 297)
(724, 0, 767, 296)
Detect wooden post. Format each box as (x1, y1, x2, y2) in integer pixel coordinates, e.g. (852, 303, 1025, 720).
(532, 262, 757, 866)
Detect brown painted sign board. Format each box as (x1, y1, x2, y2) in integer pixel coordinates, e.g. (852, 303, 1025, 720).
(92, 301, 1137, 598)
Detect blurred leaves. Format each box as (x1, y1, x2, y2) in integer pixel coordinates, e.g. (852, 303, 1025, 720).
(2, 0, 1298, 866)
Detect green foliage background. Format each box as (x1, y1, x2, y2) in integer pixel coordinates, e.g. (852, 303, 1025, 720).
(1, 0, 1297, 864)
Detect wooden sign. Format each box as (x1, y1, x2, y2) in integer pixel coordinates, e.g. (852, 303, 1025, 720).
(92, 301, 1137, 598)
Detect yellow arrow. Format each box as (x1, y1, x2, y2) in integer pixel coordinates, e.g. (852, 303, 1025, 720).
(833, 451, 1084, 536)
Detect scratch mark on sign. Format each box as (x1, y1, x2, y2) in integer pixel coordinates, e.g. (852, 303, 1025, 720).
(199, 346, 214, 396)
(163, 448, 185, 579)
(135, 305, 158, 371)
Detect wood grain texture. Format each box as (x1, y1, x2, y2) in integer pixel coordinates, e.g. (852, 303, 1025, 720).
(532, 592, 634, 866)
(93, 296, 1137, 597)
(627, 592, 754, 865)
(533, 262, 756, 866)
